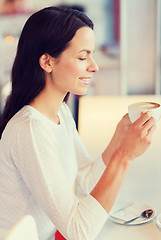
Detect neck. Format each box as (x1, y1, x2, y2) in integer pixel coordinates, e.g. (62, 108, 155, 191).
(29, 79, 66, 124)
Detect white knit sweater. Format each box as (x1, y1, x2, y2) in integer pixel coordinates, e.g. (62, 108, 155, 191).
(0, 103, 108, 240)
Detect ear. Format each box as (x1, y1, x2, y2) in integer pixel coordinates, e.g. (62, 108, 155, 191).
(39, 53, 53, 73)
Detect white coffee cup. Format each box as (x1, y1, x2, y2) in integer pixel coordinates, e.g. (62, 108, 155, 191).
(128, 101, 161, 123)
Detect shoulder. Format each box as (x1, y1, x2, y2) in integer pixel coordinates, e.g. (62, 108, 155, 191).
(2, 106, 53, 140)
(7, 105, 45, 128)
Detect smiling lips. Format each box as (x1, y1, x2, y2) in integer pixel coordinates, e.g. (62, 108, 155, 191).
(79, 77, 91, 85)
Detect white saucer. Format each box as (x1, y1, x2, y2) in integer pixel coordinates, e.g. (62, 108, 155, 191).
(109, 202, 156, 225)
(156, 213, 161, 228)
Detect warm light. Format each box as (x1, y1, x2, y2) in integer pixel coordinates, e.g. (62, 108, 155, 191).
(2, 81, 11, 97)
(5, 35, 15, 43)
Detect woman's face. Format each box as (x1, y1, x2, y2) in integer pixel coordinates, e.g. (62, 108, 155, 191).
(50, 27, 98, 96)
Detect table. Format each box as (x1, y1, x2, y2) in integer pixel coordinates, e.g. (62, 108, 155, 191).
(78, 95, 161, 240)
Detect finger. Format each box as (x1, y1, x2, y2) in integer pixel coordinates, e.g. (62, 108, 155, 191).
(122, 113, 131, 125)
(147, 124, 157, 139)
(141, 117, 156, 138)
(134, 112, 152, 126)
(122, 113, 129, 121)
(123, 113, 129, 118)
(142, 116, 156, 131)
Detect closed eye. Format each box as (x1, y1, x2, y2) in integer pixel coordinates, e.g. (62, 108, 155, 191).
(79, 58, 86, 61)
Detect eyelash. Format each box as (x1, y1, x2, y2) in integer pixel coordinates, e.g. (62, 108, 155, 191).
(79, 58, 86, 61)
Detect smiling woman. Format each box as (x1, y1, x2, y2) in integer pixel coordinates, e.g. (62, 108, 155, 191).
(0, 6, 156, 240)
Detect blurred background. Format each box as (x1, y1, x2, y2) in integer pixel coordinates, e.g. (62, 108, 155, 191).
(0, 0, 161, 127)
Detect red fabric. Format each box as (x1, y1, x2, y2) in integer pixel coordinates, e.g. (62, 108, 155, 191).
(55, 230, 66, 240)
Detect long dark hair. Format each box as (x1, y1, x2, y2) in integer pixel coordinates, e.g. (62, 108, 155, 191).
(0, 6, 93, 138)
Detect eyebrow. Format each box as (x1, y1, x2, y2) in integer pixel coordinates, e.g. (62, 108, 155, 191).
(79, 49, 95, 54)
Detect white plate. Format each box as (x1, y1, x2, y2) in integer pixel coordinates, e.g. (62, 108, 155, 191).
(156, 213, 161, 228)
(109, 202, 156, 225)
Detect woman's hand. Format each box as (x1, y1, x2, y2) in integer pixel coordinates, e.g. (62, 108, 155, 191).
(102, 113, 132, 165)
(102, 112, 156, 165)
(114, 113, 132, 142)
(118, 112, 156, 162)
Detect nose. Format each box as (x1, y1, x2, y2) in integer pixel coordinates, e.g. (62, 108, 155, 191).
(87, 58, 99, 73)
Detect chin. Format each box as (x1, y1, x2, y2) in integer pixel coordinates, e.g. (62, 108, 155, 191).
(76, 91, 87, 96)
(76, 87, 88, 96)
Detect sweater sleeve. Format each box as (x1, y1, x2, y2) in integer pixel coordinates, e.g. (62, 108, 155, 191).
(63, 103, 107, 194)
(12, 118, 108, 240)
(74, 129, 106, 194)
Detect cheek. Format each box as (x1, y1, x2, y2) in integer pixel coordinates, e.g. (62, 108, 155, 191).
(64, 62, 83, 77)
(53, 61, 84, 85)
